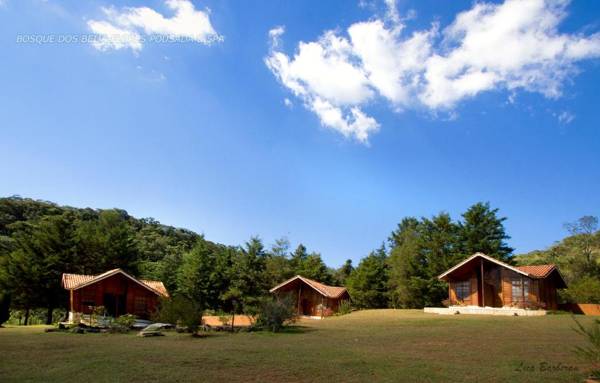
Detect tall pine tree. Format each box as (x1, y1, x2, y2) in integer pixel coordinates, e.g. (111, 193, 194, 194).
(458, 202, 513, 262)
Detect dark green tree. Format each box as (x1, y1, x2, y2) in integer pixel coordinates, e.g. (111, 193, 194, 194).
(421, 213, 460, 276)
(2, 213, 76, 323)
(334, 259, 354, 285)
(74, 209, 139, 274)
(387, 218, 428, 308)
(290, 244, 309, 272)
(346, 245, 389, 309)
(228, 237, 268, 312)
(176, 239, 222, 311)
(265, 238, 294, 287)
(289, 243, 333, 283)
(458, 202, 513, 262)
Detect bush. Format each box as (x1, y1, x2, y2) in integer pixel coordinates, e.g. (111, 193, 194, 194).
(153, 296, 202, 334)
(563, 277, 600, 304)
(255, 296, 296, 332)
(217, 313, 231, 326)
(337, 300, 352, 316)
(115, 314, 136, 328)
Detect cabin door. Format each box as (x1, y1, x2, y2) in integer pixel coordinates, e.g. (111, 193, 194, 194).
(301, 299, 311, 316)
(103, 293, 126, 317)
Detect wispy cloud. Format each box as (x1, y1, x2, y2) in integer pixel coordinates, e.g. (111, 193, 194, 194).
(88, 0, 222, 53)
(266, 0, 600, 143)
(557, 110, 575, 124)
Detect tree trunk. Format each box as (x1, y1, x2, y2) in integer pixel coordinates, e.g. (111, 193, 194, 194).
(24, 308, 30, 326)
(231, 311, 235, 333)
(46, 306, 54, 325)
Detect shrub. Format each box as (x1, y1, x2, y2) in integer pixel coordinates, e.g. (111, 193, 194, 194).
(115, 314, 136, 328)
(337, 300, 352, 316)
(563, 277, 600, 304)
(153, 296, 202, 335)
(218, 313, 231, 327)
(255, 296, 296, 332)
(572, 316, 600, 378)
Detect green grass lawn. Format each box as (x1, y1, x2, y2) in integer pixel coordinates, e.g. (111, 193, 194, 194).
(0, 310, 594, 382)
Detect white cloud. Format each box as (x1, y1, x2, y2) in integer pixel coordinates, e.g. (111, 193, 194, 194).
(269, 25, 285, 49)
(88, 0, 222, 52)
(88, 20, 143, 52)
(557, 110, 575, 124)
(266, 0, 600, 143)
(283, 98, 293, 108)
(309, 97, 379, 143)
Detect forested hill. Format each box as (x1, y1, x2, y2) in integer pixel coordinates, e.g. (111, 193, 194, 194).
(2, 196, 595, 326)
(0, 196, 202, 284)
(515, 216, 600, 303)
(0, 196, 341, 324)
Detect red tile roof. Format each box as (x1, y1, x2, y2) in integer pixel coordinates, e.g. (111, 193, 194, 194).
(439, 253, 567, 287)
(62, 269, 168, 297)
(515, 264, 556, 278)
(270, 275, 348, 298)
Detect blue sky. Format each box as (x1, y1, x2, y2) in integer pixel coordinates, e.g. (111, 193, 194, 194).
(1, 0, 599, 267)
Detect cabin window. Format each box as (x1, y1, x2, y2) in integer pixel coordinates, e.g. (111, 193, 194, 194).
(81, 287, 96, 307)
(455, 280, 470, 300)
(511, 278, 530, 302)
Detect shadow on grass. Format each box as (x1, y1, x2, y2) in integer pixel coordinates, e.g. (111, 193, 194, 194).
(271, 325, 317, 334)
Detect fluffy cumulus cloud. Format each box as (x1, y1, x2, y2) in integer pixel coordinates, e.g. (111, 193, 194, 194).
(265, 0, 600, 143)
(88, 0, 222, 52)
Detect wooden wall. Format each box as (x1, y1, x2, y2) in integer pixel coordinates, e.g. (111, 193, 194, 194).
(448, 271, 479, 305)
(274, 280, 349, 317)
(71, 273, 160, 319)
(448, 267, 560, 309)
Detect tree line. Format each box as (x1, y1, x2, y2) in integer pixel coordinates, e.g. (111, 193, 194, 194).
(0, 196, 597, 325)
(0, 197, 341, 324)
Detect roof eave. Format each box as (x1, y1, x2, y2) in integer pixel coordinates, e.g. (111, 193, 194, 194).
(65, 269, 167, 297)
(269, 275, 347, 299)
(438, 252, 529, 280)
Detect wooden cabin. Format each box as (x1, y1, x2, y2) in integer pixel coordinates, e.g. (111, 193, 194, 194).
(61, 268, 169, 320)
(438, 253, 567, 310)
(270, 275, 350, 317)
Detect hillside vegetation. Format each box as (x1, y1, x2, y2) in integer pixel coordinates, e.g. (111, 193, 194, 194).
(516, 216, 600, 303)
(0, 196, 597, 326)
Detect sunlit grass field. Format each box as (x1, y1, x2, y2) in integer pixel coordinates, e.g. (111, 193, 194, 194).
(0, 310, 593, 382)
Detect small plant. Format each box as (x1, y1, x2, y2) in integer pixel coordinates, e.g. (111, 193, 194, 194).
(572, 316, 600, 379)
(115, 314, 136, 328)
(453, 299, 467, 307)
(522, 301, 546, 310)
(337, 300, 352, 316)
(90, 306, 106, 326)
(218, 313, 231, 327)
(153, 296, 203, 336)
(255, 295, 296, 332)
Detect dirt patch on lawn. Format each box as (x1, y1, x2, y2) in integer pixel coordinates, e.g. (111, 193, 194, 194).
(202, 315, 255, 327)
